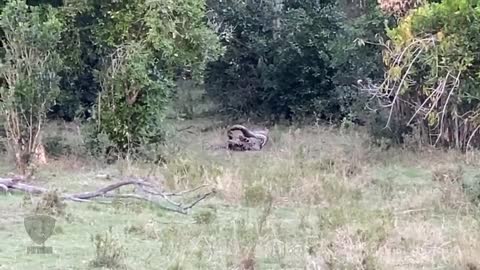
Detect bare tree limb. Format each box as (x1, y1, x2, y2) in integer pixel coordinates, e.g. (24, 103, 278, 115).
(386, 47, 423, 127)
(62, 179, 153, 200)
(0, 176, 215, 214)
(435, 71, 462, 146)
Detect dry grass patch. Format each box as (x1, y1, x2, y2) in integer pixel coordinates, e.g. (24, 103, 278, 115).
(3, 121, 480, 269)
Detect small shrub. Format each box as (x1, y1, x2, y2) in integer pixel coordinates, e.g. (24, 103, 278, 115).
(367, 111, 412, 148)
(20, 193, 33, 209)
(234, 197, 272, 269)
(432, 165, 469, 210)
(0, 142, 6, 153)
(92, 43, 172, 157)
(124, 224, 143, 235)
(465, 262, 480, 270)
(89, 227, 127, 269)
(34, 189, 67, 217)
(111, 199, 144, 214)
(83, 124, 118, 162)
(233, 218, 258, 266)
(65, 213, 77, 224)
(44, 135, 72, 158)
(54, 225, 64, 235)
(124, 221, 160, 240)
(0, 1, 63, 174)
(193, 210, 216, 225)
(317, 158, 336, 172)
(243, 183, 269, 207)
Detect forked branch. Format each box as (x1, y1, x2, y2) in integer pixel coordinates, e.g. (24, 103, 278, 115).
(0, 176, 215, 215)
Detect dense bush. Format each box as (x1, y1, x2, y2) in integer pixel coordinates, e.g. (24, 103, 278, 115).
(373, 0, 480, 149)
(330, 4, 391, 124)
(205, 0, 336, 120)
(205, 0, 387, 122)
(18, 0, 224, 157)
(0, 0, 223, 158)
(91, 42, 172, 155)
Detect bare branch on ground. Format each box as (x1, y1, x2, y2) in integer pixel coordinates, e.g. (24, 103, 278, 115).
(0, 177, 215, 214)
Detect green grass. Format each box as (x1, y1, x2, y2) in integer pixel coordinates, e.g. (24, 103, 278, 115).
(1, 121, 480, 269)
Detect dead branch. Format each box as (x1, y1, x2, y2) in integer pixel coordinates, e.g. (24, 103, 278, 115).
(62, 179, 153, 200)
(0, 177, 215, 215)
(386, 46, 424, 127)
(435, 71, 462, 146)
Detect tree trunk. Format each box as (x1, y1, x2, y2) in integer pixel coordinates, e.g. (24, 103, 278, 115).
(13, 140, 47, 176)
(33, 143, 47, 165)
(15, 150, 30, 176)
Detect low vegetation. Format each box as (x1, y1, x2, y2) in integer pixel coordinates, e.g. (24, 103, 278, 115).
(1, 120, 480, 269)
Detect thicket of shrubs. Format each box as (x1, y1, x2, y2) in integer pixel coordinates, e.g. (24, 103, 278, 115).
(204, 0, 387, 123)
(1, 0, 480, 169)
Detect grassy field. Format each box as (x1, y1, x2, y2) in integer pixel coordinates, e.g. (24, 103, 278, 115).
(1, 119, 480, 270)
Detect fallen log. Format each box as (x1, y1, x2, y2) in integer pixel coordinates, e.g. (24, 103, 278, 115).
(0, 177, 215, 214)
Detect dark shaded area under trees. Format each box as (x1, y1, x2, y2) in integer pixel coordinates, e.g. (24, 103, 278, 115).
(204, 0, 389, 123)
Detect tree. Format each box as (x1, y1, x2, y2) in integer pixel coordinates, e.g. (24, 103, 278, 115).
(93, 42, 172, 156)
(0, 0, 63, 173)
(204, 0, 388, 122)
(86, 0, 224, 157)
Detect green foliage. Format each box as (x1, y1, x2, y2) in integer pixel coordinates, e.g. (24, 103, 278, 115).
(34, 189, 67, 217)
(49, 0, 101, 121)
(0, 0, 63, 170)
(243, 183, 271, 207)
(262, 2, 341, 119)
(193, 210, 217, 224)
(462, 174, 480, 205)
(48, 0, 224, 120)
(92, 42, 172, 155)
(44, 135, 72, 158)
(90, 227, 127, 269)
(0, 0, 63, 114)
(87, 0, 222, 155)
(379, 0, 480, 148)
(330, 5, 391, 124)
(91, 0, 224, 80)
(205, 0, 387, 122)
(7, 0, 224, 154)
